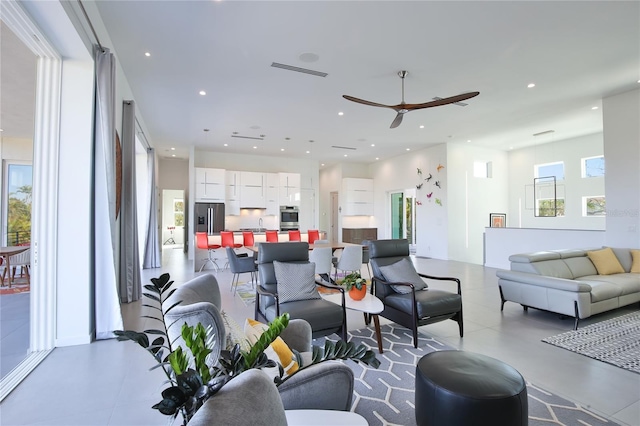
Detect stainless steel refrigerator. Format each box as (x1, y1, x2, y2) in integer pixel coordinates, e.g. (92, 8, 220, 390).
(194, 202, 225, 234)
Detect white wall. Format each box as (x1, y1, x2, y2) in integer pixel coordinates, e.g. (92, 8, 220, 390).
(369, 144, 449, 259)
(603, 88, 640, 248)
(507, 133, 605, 230)
(447, 143, 509, 264)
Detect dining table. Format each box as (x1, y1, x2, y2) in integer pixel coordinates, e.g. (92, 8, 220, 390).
(0, 246, 29, 288)
(245, 241, 364, 254)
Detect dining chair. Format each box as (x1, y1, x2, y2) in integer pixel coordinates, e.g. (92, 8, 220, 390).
(361, 240, 372, 279)
(3, 247, 31, 286)
(368, 239, 463, 347)
(226, 247, 258, 294)
(288, 230, 301, 241)
(333, 245, 363, 282)
(196, 232, 222, 272)
(307, 229, 320, 244)
(309, 246, 333, 283)
(242, 231, 255, 248)
(265, 230, 279, 242)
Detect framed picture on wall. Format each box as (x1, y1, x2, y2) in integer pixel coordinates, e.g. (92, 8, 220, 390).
(489, 213, 506, 228)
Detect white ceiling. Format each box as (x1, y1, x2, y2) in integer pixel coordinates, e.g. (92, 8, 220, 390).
(3, 1, 640, 166)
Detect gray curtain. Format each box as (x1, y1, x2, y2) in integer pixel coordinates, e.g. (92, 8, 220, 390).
(143, 148, 161, 268)
(93, 46, 123, 339)
(119, 100, 142, 302)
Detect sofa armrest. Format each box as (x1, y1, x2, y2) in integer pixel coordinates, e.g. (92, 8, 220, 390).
(279, 319, 312, 353)
(278, 361, 354, 411)
(188, 369, 287, 426)
(496, 270, 592, 292)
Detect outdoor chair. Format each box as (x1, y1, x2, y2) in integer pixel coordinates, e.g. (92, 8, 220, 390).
(368, 239, 463, 347)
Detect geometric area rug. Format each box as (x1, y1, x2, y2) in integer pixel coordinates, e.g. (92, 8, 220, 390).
(327, 324, 620, 426)
(542, 311, 640, 374)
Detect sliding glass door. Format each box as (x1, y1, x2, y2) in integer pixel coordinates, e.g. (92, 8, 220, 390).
(390, 189, 416, 251)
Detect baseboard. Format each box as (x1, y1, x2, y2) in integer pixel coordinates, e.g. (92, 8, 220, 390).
(55, 333, 93, 347)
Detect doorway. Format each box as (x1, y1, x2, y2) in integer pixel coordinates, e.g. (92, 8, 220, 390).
(161, 190, 185, 248)
(390, 189, 416, 251)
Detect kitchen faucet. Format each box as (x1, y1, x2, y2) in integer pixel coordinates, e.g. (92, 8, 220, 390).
(259, 217, 263, 228)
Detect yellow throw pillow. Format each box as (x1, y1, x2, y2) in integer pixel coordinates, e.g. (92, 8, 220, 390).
(631, 249, 640, 273)
(244, 318, 299, 377)
(587, 247, 625, 275)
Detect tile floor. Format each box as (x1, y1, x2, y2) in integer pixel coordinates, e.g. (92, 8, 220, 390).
(0, 246, 638, 425)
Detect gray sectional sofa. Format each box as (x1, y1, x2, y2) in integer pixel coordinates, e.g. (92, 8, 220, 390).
(496, 247, 640, 328)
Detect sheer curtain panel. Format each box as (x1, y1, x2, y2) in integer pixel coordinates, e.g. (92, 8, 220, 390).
(93, 46, 123, 339)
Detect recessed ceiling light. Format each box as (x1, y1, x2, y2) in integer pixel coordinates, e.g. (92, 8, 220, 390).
(299, 52, 319, 63)
(223, 143, 228, 147)
(306, 151, 310, 154)
(0, 128, 3, 132)
(171, 154, 175, 157)
(592, 106, 599, 110)
(419, 125, 424, 129)
(371, 144, 375, 147)
(321, 163, 325, 166)
(338, 112, 344, 116)
(199, 90, 206, 96)
(637, 79, 640, 83)
(509, 146, 514, 150)
(285, 137, 290, 140)
(204, 129, 210, 132)
(253, 146, 257, 149)
(309, 140, 314, 143)
(170, 147, 175, 150)
(406, 148, 410, 151)
(467, 140, 471, 143)
(375, 157, 379, 160)
(527, 83, 535, 88)
(281, 148, 285, 151)
(344, 154, 348, 157)
(144, 52, 151, 57)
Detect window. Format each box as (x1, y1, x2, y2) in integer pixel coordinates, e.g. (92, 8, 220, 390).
(583, 196, 606, 216)
(582, 156, 605, 178)
(4, 163, 33, 245)
(537, 198, 565, 217)
(535, 161, 564, 180)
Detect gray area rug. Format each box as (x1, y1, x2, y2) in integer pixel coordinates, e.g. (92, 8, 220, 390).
(542, 311, 640, 374)
(325, 324, 620, 426)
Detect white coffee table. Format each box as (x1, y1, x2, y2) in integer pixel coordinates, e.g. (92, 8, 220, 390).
(321, 291, 384, 353)
(285, 409, 368, 425)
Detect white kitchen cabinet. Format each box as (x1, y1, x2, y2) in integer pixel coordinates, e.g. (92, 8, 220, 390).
(265, 173, 279, 215)
(240, 171, 266, 208)
(226, 170, 241, 215)
(279, 173, 301, 206)
(342, 178, 374, 216)
(195, 167, 226, 202)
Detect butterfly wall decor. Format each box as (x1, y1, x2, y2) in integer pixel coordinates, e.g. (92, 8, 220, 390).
(435, 181, 441, 188)
(437, 164, 445, 172)
(424, 173, 433, 182)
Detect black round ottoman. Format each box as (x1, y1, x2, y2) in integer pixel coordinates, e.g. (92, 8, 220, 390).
(415, 350, 528, 426)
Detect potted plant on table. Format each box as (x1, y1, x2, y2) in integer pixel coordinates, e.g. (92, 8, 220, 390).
(342, 271, 368, 300)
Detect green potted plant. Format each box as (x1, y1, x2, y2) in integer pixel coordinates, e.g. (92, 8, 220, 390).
(342, 271, 368, 300)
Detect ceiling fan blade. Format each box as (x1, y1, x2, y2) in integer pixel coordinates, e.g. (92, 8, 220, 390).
(343, 95, 394, 109)
(404, 91, 480, 110)
(390, 112, 404, 128)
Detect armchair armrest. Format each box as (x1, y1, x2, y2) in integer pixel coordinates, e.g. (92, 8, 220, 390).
(316, 279, 345, 293)
(278, 361, 354, 411)
(417, 273, 462, 295)
(279, 319, 312, 352)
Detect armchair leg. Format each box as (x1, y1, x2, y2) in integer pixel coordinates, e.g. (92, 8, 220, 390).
(412, 325, 419, 348)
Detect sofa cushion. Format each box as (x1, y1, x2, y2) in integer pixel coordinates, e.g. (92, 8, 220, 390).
(608, 247, 633, 272)
(577, 279, 623, 302)
(273, 261, 321, 303)
(631, 249, 640, 273)
(580, 274, 640, 296)
(587, 247, 625, 275)
(379, 257, 428, 294)
(530, 260, 573, 279)
(563, 256, 598, 278)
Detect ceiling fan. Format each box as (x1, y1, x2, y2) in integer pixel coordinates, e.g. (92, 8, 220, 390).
(342, 71, 480, 129)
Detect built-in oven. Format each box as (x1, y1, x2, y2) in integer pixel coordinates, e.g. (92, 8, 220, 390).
(280, 206, 299, 231)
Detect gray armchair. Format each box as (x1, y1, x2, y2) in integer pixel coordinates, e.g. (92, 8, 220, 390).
(255, 242, 347, 340)
(163, 273, 354, 412)
(368, 239, 463, 347)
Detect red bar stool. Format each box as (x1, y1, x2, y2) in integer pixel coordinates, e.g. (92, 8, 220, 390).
(242, 231, 255, 248)
(265, 230, 279, 242)
(307, 229, 320, 244)
(220, 231, 243, 269)
(288, 230, 301, 241)
(195, 232, 222, 272)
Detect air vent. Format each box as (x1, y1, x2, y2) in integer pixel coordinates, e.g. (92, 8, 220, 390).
(533, 130, 555, 137)
(231, 135, 264, 140)
(271, 62, 328, 78)
(331, 145, 357, 150)
(432, 96, 469, 107)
